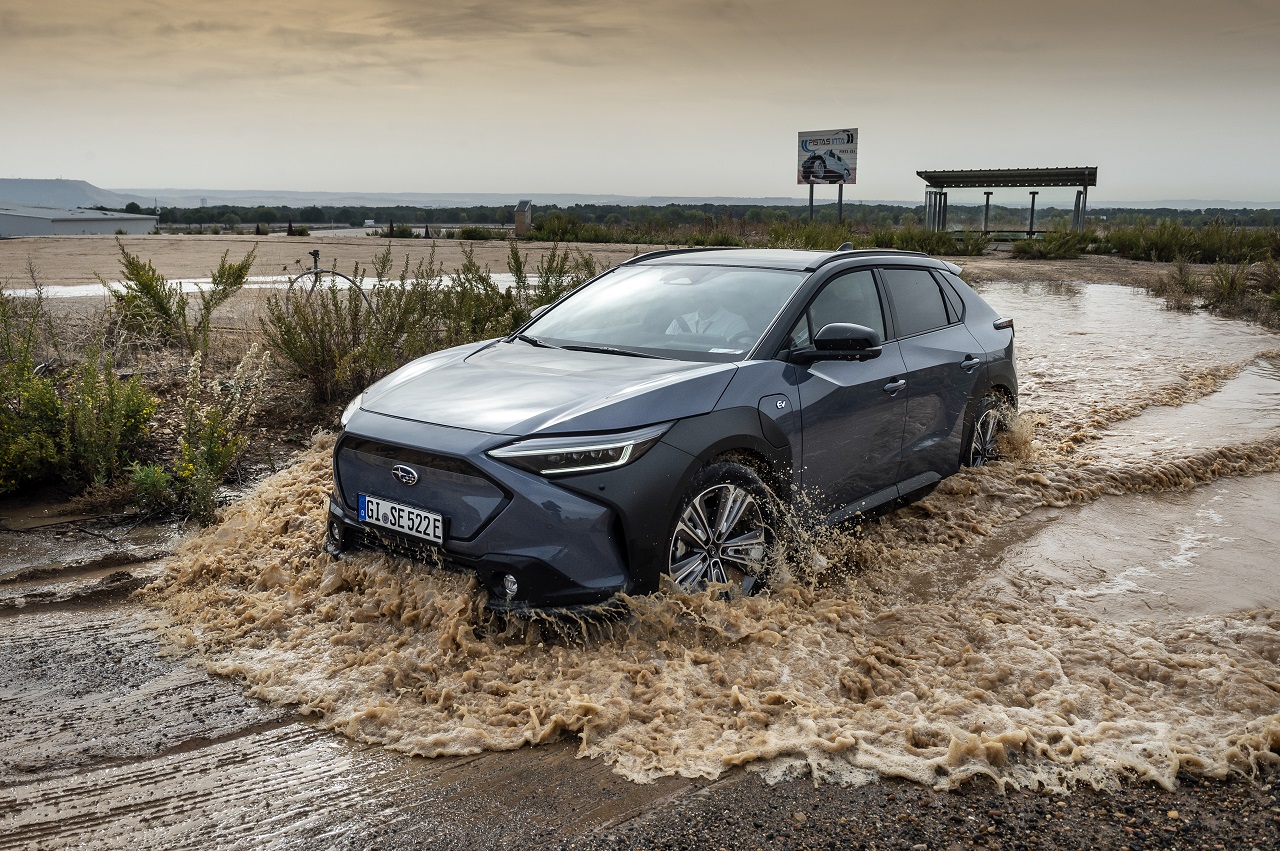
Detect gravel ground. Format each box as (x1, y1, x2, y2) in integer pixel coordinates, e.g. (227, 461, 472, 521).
(571, 769, 1280, 851)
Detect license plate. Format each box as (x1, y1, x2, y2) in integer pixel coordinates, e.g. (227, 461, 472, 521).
(358, 494, 444, 544)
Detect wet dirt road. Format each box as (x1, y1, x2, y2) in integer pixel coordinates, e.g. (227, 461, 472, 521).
(3, 274, 1280, 849)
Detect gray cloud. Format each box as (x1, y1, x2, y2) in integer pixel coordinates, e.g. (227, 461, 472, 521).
(154, 20, 250, 37)
(2, 0, 1278, 201)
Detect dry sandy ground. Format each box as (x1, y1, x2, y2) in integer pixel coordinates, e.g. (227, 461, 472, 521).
(0, 234, 652, 290)
(0, 232, 1169, 291)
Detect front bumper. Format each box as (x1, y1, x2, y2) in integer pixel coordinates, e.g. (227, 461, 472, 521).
(326, 412, 699, 610)
(325, 493, 625, 610)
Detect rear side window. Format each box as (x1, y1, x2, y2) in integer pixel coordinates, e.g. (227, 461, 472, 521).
(881, 268, 949, 337)
(934, 272, 965, 322)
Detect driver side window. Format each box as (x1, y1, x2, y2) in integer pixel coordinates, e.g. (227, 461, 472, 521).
(788, 270, 886, 349)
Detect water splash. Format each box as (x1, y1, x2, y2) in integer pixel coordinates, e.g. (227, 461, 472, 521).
(141, 283, 1280, 792)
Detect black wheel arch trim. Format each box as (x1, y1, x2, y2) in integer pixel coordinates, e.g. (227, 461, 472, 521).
(553, 406, 792, 595)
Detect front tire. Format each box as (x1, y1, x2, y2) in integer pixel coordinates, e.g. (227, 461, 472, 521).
(666, 461, 775, 595)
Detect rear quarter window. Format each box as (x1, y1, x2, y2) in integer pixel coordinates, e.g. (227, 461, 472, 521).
(881, 268, 950, 337)
(933, 271, 965, 322)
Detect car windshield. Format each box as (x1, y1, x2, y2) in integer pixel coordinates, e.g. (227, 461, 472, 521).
(520, 263, 807, 362)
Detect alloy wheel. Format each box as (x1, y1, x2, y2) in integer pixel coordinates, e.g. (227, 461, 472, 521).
(668, 483, 768, 591)
(969, 407, 1002, 466)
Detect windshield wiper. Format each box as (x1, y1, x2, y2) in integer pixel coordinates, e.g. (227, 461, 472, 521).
(509, 333, 560, 349)
(559, 344, 672, 360)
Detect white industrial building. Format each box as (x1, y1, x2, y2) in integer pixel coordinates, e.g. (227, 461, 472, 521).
(0, 206, 158, 237)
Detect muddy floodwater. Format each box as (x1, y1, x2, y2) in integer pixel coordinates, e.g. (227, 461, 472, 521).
(3, 279, 1279, 848)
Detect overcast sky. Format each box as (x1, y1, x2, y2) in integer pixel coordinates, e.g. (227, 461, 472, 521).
(4, 0, 1279, 203)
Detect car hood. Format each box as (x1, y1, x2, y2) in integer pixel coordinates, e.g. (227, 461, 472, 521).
(360, 340, 737, 435)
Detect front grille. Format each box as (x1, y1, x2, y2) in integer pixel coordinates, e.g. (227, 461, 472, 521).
(335, 435, 509, 541)
(340, 436, 486, 479)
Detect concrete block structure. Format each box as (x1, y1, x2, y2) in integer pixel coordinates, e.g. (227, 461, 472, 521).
(513, 200, 533, 237)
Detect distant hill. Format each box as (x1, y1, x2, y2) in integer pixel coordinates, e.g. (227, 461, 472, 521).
(4, 178, 1276, 211)
(0, 179, 150, 209)
(110, 187, 839, 208)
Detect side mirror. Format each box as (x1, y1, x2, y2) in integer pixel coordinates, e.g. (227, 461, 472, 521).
(530, 303, 551, 319)
(792, 323, 883, 363)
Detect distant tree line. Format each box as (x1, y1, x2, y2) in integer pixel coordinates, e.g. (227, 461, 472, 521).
(92, 201, 1279, 231)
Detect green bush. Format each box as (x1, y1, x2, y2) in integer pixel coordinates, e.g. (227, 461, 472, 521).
(1, 284, 63, 492)
(59, 349, 157, 488)
(1149, 256, 1203, 311)
(1011, 225, 1093, 260)
(107, 241, 257, 354)
(261, 244, 467, 402)
(686, 230, 745, 247)
(1099, 219, 1277, 264)
(261, 242, 606, 403)
(174, 347, 268, 524)
(1203, 262, 1251, 308)
(892, 226, 957, 255)
(870, 226, 896, 248)
(457, 226, 504, 240)
(129, 462, 174, 513)
(1249, 258, 1280, 297)
(532, 212, 582, 242)
(764, 221, 869, 250)
(0, 287, 155, 493)
(0, 363, 61, 494)
(261, 264, 390, 403)
(954, 230, 992, 256)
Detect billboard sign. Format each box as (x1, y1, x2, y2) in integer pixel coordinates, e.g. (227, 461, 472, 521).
(797, 128, 858, 185)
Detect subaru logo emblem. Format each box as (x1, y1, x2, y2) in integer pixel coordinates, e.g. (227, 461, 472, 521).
(391, 464, 419, 486)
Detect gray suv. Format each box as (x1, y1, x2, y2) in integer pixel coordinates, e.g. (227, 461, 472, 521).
(325, 247, 1017, 610)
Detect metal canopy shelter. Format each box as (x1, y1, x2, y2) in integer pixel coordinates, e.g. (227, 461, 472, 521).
(916, 166, 1098, 234)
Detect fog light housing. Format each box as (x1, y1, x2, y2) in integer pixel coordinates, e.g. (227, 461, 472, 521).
(324, 521, 344, 557)
(502, 573, 519, 598)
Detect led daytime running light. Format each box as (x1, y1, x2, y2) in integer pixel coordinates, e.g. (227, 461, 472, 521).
(489, 423, 671, 476)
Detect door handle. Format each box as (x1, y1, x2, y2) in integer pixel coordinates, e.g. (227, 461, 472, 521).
(960, 355, 982, 371)
(883, 379, 906, 394)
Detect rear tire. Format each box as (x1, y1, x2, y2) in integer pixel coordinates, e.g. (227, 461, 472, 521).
(666, 461, 776, 595)
(964, 394, 1010, 467)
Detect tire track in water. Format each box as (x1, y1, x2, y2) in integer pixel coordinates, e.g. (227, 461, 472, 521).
(0, 604, 291, 785)
(0, 597, 699, 849)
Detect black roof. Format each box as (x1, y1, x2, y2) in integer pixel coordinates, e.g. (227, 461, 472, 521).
(916, 167, 1098, 189)
(628, 247, 945, 273)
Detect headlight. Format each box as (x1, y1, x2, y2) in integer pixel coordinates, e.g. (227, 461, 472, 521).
(487, 422, 671, 476)
(340, 393, 363, 428)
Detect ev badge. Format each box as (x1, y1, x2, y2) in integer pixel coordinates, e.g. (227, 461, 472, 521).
(391, 464, 419, 486)
(776, 399, 787, 409)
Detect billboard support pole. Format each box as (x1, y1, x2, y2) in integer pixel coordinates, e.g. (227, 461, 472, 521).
(837, 184, 844, 224)
(983, 192, 993, 234)
(808, 184, 814, 223)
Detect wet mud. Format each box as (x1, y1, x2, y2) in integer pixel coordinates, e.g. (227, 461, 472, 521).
(4, 278, 1280, 848)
